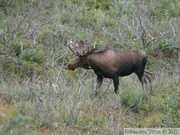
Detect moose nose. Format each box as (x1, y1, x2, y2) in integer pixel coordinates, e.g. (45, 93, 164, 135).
(68, 64, 75, 70)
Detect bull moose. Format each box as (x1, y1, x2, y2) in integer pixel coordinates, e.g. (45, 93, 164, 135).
(67, 40, 154, 96)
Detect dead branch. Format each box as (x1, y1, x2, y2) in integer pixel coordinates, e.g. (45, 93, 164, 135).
(4, 13, 28, 46)
(173, 46, 180, 53)
(136, 13, 146, 49)
(102, 27, 120, 41)
(136, 12, 172, 49)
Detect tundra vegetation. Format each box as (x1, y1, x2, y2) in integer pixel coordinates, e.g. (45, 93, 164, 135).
(0, 0, 179, 134)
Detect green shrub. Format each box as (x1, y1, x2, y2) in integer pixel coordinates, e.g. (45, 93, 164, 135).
(161, 90, 180, 127)
(121, 90, 150, 113)
(74, 116, 91, 131)
(20, 49, 44, 64)
(10, 39, 30, 57)
(0, 114, 31, 135)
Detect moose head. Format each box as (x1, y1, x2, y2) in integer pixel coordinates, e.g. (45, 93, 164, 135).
(68, 40, 96, 70)
(68, 45, 96, 70)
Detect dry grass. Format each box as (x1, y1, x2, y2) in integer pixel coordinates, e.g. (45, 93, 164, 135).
(0, 67, 179, 134)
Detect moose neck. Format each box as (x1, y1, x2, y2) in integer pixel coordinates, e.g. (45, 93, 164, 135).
(86, 53, 102, 69)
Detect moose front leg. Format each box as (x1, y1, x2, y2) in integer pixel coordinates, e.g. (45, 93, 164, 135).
(113, 77, 119, 94)
(95, 76, 103, 96)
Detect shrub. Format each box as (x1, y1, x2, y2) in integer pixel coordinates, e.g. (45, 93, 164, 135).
(161, 90, 180, 127)
(0, 114, 31, 135)
(121, 90, 150, 113)
(20, 49, 44, 64)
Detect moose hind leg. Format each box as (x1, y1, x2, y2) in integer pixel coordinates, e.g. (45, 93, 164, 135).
(137, 73, 146, 94)
(144, 72, 154, 95)
(113, 77, 119, 94)
(95, 76, 103, 96)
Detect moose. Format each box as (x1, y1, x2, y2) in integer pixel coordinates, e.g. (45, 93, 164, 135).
(67, 40, 154, 96)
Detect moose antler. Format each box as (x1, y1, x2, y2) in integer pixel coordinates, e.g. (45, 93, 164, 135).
(68, 40, 96, 57)
(84, 46, 96, 56)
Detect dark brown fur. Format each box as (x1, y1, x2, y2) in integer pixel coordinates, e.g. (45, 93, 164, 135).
(68, 48, 154, 95)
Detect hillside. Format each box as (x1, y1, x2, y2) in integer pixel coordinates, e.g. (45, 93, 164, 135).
(0, 0, 179, 134)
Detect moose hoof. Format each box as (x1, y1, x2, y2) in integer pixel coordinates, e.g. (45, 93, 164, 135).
(115, 90, 119, 94)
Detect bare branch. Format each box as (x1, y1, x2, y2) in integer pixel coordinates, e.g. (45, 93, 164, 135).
(136, 12, 174, 49)
(4, 13, 28, 46)
(174, 46, 180, 51)
(8, 56, 19, 64)
(145, 32, 169, 48)
(136, 12, 147, 49)
(170, 24, 177, 37)
(102, 27, 120, 41)
(170, 24, 178, 47)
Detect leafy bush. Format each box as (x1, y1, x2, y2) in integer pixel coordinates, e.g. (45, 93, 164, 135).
(20, 49, 44, 64)
(121, 90, 150, 113)
(161, 90, 180, 127)
(0, 114, 31, 135)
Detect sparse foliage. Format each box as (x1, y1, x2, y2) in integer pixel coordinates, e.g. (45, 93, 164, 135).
(0, 0, 179, 134)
